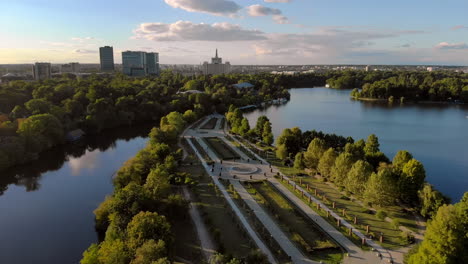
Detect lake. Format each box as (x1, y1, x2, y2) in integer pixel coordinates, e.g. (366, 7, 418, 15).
(0, 126, 151, 264)
(244, 88, 468, 202)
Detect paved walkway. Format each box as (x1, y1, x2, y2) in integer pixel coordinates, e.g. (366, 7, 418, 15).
(231, 180, 315, 264)
(183, 125, 277, 264)
(181, 186, 216, 261)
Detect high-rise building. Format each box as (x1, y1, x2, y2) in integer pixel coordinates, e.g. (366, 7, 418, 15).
(122, 51, 159, 76)
(99, 46, 114, 72)
(32, 62, 51, 80)
(145, 52, 160, 75)
(202, 49, 231, 75)
(61, 62, 80, 73)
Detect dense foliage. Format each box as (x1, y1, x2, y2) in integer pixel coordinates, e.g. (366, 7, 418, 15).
(406, 192, 468, 264)
(80, 111, 193, 264)
(225, 108, 274, 146)
(0, 71, 289, 171)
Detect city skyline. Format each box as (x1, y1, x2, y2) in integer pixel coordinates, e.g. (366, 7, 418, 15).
(1, 0, 468, 65)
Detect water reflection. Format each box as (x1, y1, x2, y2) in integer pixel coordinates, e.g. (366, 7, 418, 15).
(0, 124, 153, 196)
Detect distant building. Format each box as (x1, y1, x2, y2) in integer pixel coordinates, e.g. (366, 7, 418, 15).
(202, 49, 231, 75)
(61, 62, 80, 73)
(427, 67, 434, 72)
(99, 46, 115, 72)
(122, 51, 159, 77)
(32, 62, 51, 80)
(365, 65, 371, 72)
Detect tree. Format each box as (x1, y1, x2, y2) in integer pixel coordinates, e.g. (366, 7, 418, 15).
(293, 152, 305, 170)
(364, 134, 380, 154)
(81, 244, 99, 264)
(406, 194, 468, 264)
(276, 127, 302, 158)
(144, 167, 171, 201)
(317, 148, 337, 178)
(131, 240, 168, 264)
(419, 183, 450, 218)
(17, 113, 64, 153)
(255, 116, 269, 136)
(400, 159, 426, 203)
(345, 160, 373, 195)
(239, 118, 250, 136)
(262, 121, 273, 145)
(182, 110, 197, 123)
(97, 239, 130, 264)
(304, 138, 326, 170)
(126, 211, 172, 251)
(276, 144, 288, 161)
(392, 150, 413, 171)
(344, 142, 365, 161)
(330, 152, 354, 186)
(364, 168, 398, 206)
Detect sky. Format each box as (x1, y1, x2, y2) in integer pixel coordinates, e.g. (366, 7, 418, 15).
(1, 0, 468, 65)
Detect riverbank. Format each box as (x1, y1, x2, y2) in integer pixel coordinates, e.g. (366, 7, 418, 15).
(352, 96, 467, 105)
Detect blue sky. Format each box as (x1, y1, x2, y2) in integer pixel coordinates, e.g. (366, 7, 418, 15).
(1, 0, 468, 65)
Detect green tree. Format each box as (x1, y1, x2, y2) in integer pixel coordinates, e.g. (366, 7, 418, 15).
(330, 152, 354, 186)
(255, 116, 269, 136)
(345, 160, 373, 195)
(364, 134, 380, 154)
(276, 144, 288, 161)
(17, 113, 64, 153)
(262, 121, 273, 145)
(131, 240, 168, 264)
(304, 138, 326, 170)
(293, 152, 305, 170)
(97, 239, 130, 264)
(80, 243, 99, 264)
(126, 211, 172, 251)
(182, 110, 197, 123)
(407, 194, 468, 264)
(419, 183, 450, 218)
(239, 118, 250, 136)
(364, 168, 398, 206)
(392, 150, 413, 171)
(317, 148, 337, 179)
(400, 159, 426, 203)
(144, 167, 170, 201)
(276, 127, 302, 158)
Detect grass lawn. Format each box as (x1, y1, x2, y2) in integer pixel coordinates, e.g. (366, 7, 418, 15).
(200, 117, 218, 129)
(203, 137, 240, 160)
(247, 182, 343, 264)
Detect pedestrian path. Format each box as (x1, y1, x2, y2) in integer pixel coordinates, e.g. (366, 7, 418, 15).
(231, 180, 316, 264)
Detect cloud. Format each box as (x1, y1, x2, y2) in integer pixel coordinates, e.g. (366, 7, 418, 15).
(71, 37, 94, 42)
(247, 4, 289, 24)
(164, 0, 241, 16)
(434, 42, 468, 50)
(133, 21, 267, 41)
(73, 49, 97, 54)
(451, 25, 468, 30)
(264, 0, 292, 2)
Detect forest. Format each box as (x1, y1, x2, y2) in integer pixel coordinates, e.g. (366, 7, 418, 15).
(0, 71, 289, 171)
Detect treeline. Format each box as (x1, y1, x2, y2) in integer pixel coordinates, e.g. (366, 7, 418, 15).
(351, 71, 468, 102)
(0, 71, 289, 171)
(80, 111, 193, 264)
(273, 126, 449, 218)
(225, 107, 274, 145)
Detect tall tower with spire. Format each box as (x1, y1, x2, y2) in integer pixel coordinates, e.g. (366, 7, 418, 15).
(203, 49, 231, 75)
(212, 49, 222, 64)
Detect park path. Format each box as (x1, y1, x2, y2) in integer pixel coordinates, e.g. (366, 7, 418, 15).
(181, 186, 217, 261)
(224, 127, 394, 264)
(230, 180, 316, 264)
(183, 125, 277, 264)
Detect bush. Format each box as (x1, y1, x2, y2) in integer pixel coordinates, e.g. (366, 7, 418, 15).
(376, 210, 387, 220)
(340, 195, 351, 200)
(391, 219, 401, 230)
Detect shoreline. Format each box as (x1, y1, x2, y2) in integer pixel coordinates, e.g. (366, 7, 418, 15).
(352, 97, 467, 105)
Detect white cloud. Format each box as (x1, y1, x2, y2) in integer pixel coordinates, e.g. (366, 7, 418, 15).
(133, 21, 267, 41)
(451, 25, 468, 30)
(434, 42, 468, 50)
(247, 4, 289, 24)
(164, 0, 241, 16)
(73, 49, 97, 54)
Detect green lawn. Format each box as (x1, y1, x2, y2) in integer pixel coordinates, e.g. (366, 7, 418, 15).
(200, 117, 218, 129)
(203, 137, 240, 160)
(247, 182, 343, 264)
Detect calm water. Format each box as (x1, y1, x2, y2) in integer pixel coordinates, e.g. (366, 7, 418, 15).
(0, 126, 150, 264)
(245, 88, 468, 202)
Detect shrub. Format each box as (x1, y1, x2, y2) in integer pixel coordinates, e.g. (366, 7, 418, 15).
(376, 210, 387, 220)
